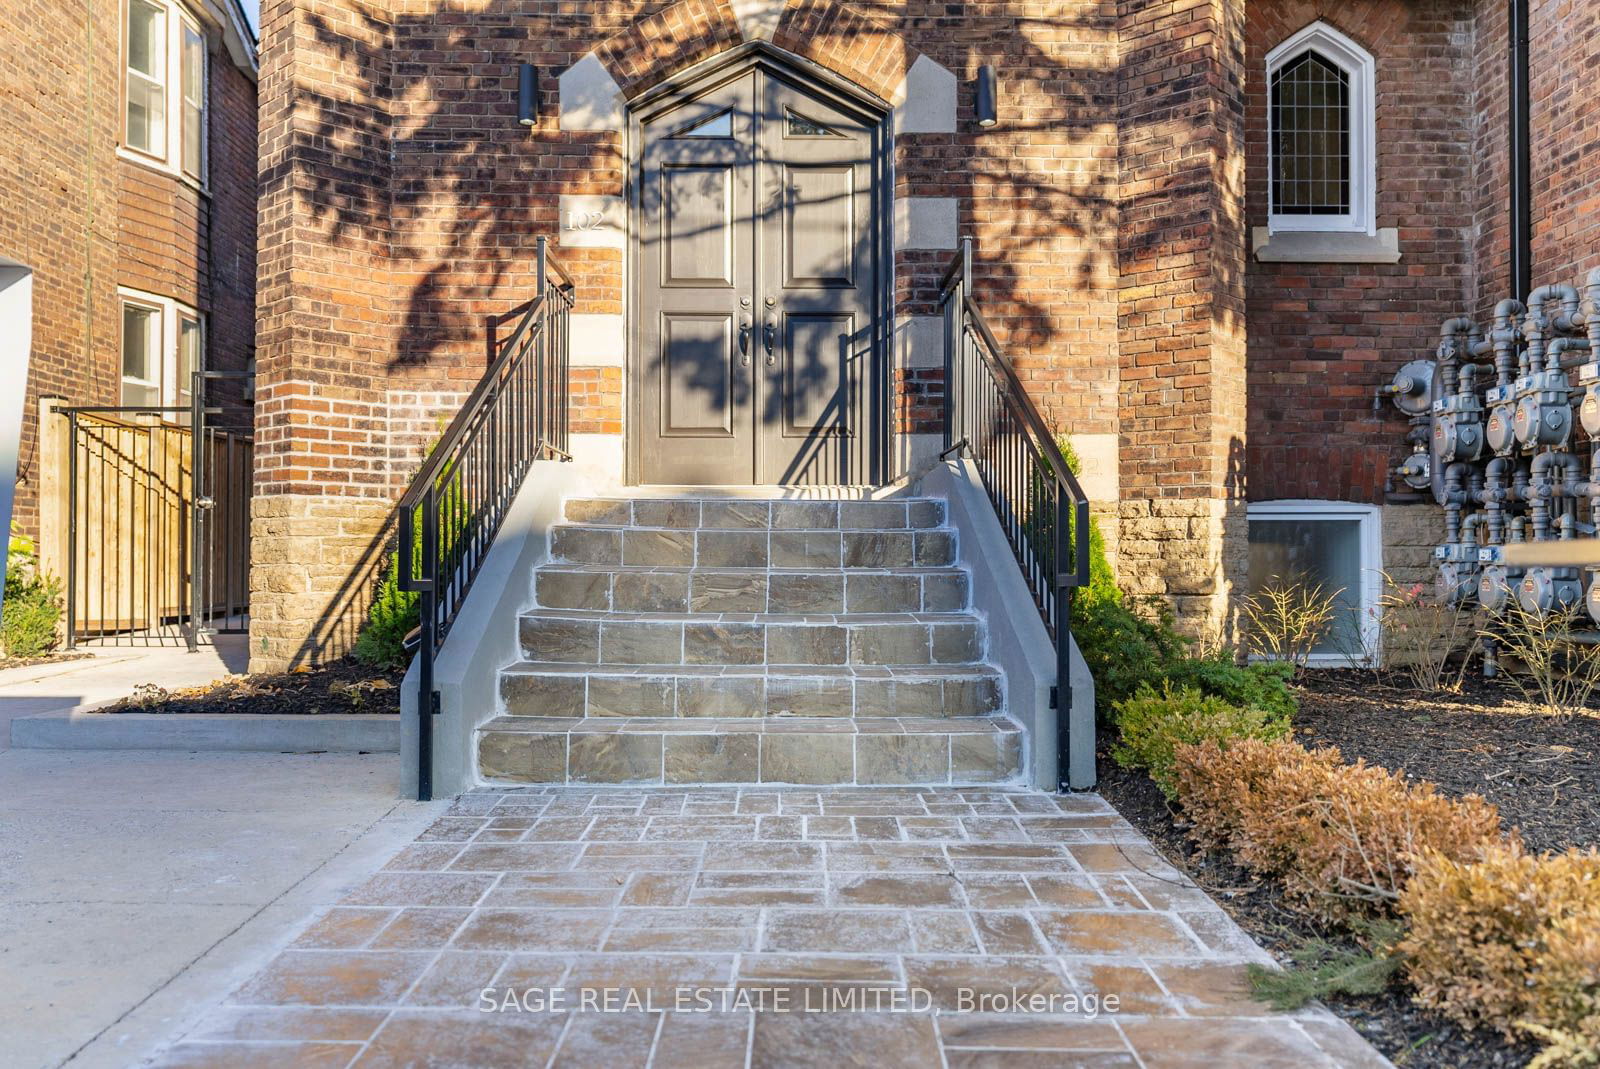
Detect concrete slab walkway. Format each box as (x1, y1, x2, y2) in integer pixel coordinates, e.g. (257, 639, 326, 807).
(0, 748, 442, 1069)
(146, 787, 1391, 1068)
(0, 637, 247, 750)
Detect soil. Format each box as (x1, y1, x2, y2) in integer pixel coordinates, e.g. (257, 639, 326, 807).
(96, 658, 403, 716)
(1296, 670, 1600, 853)
(1095, 665, 1600, 1069)
(0, 651, 94, 673)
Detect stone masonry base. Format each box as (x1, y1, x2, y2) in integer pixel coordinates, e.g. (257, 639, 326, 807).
(249, 494, 393, 673)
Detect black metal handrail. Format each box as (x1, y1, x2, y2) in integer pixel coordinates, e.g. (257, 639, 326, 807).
(938, 238, 1091, 790)
(398, 236, 575, 800)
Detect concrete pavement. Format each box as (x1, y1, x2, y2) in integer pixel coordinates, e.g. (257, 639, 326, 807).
(0, 747, 443, 1069)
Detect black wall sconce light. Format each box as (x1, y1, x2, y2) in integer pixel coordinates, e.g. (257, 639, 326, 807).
(517, 63, 539, 127)
(975, 64, 998, 128)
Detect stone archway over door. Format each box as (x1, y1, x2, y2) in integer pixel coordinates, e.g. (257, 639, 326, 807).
(631, 50, 888, 486)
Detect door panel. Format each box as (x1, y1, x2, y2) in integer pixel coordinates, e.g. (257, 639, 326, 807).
(755, 75, 875, 484)
(662, 166, 735, 287)
(635, 66, 878, 485)
(637, 74, 757, 485)
(782, 166, 855, 287)
(662, 314, 736, 435)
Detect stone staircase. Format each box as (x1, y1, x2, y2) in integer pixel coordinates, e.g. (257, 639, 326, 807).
(476, 495, 1023, 786)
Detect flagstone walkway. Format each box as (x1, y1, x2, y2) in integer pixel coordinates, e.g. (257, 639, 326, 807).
(148, 787, 1390, 1068)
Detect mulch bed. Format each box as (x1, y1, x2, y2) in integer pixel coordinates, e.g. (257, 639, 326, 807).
(0, 651, 94, 672)
(96, 658, 403, 716)
(1095, 667, 1600, 1069)
(1295, 670, 1600, 854)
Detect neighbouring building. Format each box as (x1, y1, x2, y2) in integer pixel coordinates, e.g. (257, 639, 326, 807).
(1, 0, 258, 539)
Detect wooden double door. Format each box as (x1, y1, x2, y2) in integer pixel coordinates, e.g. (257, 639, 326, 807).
(634, 65, 883, 485)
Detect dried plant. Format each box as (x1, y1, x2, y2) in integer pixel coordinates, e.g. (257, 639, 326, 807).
(1485, 604, 1600, 716)
(1240, 576, 1342, 671)
(1375, 572, 1480, 692)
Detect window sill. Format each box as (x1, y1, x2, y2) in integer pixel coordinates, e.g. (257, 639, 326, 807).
(116, 146, 210, 198)
(1252, 226, 1400, 264)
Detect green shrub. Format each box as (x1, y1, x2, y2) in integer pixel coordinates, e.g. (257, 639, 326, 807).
(1073, 594, 1187, 714)
(352, 546, 419, 670)
(1111, 682, 1291, 798)
(1164, 654, 1297, 720)
(3, 525, 62, 658)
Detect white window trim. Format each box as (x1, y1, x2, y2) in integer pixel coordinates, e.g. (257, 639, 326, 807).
(1247, 499, 1383, 667)
(1265, 22, 1376, 236)
(121, 0, 209, 193)
(118, 287, 204, 414)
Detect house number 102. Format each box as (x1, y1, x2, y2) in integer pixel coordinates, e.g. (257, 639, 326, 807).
(564, 210, 607, 232)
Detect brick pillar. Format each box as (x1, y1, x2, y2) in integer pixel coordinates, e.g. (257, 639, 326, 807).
(250, 0, 396, 671)
(1115, 0, 1249, 641)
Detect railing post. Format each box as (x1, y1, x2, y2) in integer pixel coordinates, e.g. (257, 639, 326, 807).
(186, 370, 205, 652)
(411, 496, 437, 802)
(1054, 489, 1073, 793)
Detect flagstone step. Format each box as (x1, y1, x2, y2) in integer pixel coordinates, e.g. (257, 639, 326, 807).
(499, 663, 1003, 719)
(518, 610, 984, 667)
(534, 564, 970, 614)
(564, 497, 945, 530)
(476, 714, 1023, 786)
(550, 524, 957, 569)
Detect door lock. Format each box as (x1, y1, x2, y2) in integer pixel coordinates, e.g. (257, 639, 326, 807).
(763, 316, 776, 366)
(739, 317, 752, 367)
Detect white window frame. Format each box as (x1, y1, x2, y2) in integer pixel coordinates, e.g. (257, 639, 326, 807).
(119, 287, 205, 415)
(121, 0, 209, 190)
(1246, 499, 1383, 667)
(1265, 22, 1376, 236)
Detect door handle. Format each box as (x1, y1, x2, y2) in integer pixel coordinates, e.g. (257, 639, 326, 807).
(763, 317, 776, 366)
(738, 317, 752, 367)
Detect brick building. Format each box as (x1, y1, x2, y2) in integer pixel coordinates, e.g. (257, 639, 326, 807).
(1, 0, 259, 540)
(238, 0, 1597, 687)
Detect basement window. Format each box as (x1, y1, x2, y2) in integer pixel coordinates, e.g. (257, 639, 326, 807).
(1246, 501, 1382, 666)
(1266, 22, 1375, 235)
(119, 289, 204, 416)
(123, 0, 208, 185)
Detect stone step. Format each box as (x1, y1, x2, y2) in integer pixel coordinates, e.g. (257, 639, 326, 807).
(550, 525, 956, 569)
(519, 610, 983, 668)
(564, 497, 945, 530)
(535, 564, 970, 614)
(476, 714, 1022, 786)
(499, 663, 1003, 719)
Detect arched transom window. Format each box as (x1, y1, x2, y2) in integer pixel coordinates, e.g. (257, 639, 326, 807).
(1266, 23, 1376, 234)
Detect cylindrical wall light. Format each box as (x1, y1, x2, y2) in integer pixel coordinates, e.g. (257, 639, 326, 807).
(518, 63, 539, 127)
(975, 64, 998, 128)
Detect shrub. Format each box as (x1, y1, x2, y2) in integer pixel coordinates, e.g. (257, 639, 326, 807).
(1376, 573, 1479, 692)
(1488, 604, 1600, 716)
(1241, 576, 1342, 670)
(2, 525, 62, 658)
(1171, 737, 1504, 924)
(1073, 594, 1187, 715)
(1173, 737, 1343, 854)
(352, 547, 418, 670)
(1400, 840, 1600, 1064)
(1163, 654, 1297, 720)
(1111, 683, 1290, 799)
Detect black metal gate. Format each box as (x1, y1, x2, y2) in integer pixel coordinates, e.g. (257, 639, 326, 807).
(55, 370, 253, 650)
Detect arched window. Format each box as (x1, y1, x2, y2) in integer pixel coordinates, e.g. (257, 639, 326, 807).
(1266, 23, 1375, 234)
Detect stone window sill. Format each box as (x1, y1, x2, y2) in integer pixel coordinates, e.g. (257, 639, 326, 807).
(1251, 227, 1401, 264)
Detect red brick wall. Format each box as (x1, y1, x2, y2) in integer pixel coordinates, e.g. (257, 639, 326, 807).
(1, 2, 256, 537)
(1473, 0, 1600, 313)
(0, 0, 121, 535)
(1244, 0, 1476, 504)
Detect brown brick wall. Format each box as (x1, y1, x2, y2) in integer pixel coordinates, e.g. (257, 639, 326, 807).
(1, 1, 255, 537)
(1244, 0, 1477, 505)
